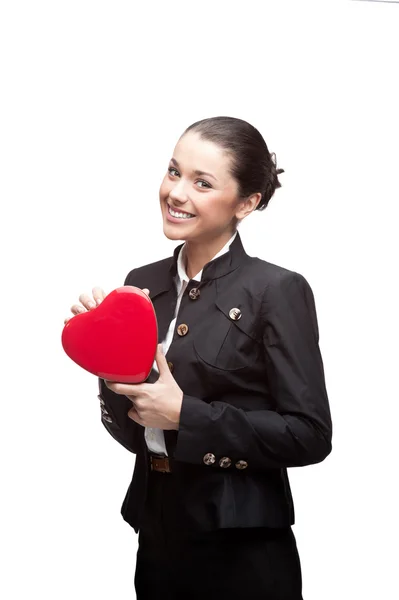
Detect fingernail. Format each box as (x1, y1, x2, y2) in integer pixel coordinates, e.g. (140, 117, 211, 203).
(96, 298, 102, 305)
(88, 301, 95, 309)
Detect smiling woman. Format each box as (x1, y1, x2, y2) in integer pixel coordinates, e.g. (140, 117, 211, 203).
(67, 116, 331, 599)
(158, 117, 284, 278)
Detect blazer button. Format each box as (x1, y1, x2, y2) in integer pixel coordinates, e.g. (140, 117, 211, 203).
(167, 361, 174, 372)
(229, 308, 242, 321)
(188, 287, 200, 300)
(177, 323, 189, 336)
(203, 453, 216, 466)
(219, 457, 232, 468)
(235, 460, 248, 470)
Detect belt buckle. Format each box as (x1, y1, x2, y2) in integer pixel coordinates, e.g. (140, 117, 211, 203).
(150, 454, 170, 473)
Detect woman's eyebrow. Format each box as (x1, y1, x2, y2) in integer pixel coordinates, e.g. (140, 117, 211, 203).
(170, 157, 218, 181)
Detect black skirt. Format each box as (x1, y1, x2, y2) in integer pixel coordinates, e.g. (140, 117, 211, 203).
(134, 468, 303, 600)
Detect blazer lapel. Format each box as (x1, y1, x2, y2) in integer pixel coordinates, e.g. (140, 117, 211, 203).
(152, 284, 178, 344)
(146, 281, 179, 456)
(153, 286, 180, 456)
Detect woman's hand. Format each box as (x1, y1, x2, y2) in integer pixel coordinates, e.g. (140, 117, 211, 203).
(64, 286, 150, 324)
(104, 344, 184, 431)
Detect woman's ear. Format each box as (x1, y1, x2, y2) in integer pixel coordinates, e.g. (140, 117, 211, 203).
(235, 192, 262, 220)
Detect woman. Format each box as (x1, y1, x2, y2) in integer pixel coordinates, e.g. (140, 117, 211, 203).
(66, 116, 332, 599)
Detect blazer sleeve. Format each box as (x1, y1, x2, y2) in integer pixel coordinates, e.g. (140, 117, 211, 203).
(173, 271, 332, 470)
(97, 268, 146, 454)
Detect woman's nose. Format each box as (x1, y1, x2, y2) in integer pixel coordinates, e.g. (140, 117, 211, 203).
(168, 179, 189, 203)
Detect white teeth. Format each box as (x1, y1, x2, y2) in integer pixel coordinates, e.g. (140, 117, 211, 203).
(168, 206, 195, 219)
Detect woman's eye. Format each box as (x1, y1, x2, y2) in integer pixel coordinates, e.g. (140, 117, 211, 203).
(168, 168, 210, 189)
(197, 180, 211, 189)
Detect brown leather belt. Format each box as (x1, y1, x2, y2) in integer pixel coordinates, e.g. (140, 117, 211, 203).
(149, 453, 172, 473)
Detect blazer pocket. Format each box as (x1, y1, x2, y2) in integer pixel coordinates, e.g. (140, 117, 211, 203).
(193, 301, 262, 371)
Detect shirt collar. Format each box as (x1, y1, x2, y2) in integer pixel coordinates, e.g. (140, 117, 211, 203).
(145, 230, 248, 301)
(176, 230, 238, 289)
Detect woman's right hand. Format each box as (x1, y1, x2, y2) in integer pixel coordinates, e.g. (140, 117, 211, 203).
(64, 286, 150, 325)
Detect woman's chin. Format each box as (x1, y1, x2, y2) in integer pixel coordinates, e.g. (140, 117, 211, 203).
(162, 225, 187, 241)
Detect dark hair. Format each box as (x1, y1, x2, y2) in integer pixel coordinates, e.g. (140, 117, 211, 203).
(182, 116, 284, 212)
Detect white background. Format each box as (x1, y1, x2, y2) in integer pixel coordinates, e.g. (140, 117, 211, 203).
(1, 1, 398, 598)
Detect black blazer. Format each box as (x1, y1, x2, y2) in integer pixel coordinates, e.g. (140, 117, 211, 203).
(98, 232, 332, 534)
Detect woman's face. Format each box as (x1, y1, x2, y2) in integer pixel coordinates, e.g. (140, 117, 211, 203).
(159, 131, 245, 243)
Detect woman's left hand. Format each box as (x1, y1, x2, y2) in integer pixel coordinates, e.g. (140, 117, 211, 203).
(104, 344, 183, 430)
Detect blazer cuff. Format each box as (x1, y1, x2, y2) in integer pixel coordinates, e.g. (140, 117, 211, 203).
(174, 395, 248, 468)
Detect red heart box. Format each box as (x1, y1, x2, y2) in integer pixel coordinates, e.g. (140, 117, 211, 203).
(61, 286, 158, 383)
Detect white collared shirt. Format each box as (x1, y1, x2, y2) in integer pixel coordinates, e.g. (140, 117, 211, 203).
(144, 231, 238, 455)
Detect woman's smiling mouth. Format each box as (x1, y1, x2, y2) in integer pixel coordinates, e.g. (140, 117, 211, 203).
(167, 204, 196, 221)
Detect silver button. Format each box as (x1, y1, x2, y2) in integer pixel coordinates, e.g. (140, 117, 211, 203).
(235, 460, 248, 470)
(203, 453, 216, 466)
(102, 415, 113, 423)
(219, 457, 232, 468)
(97, 395, 105, 406)
(229, 308, 242, 321)
(188, 287, 200, 300)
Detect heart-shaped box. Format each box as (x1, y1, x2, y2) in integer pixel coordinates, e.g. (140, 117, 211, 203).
(61, 286, 158, 383)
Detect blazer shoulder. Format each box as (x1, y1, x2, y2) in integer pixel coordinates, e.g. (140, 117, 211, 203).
(247, 258, 317, 328)
(246, 256, 308, 288)
(244, 258, 317, 318)
(123, 256, 173, 287)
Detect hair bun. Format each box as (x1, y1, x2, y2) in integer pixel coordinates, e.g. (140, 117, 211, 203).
(270, 152, 283, 173)
(269, 152, 284, 190)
